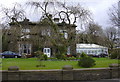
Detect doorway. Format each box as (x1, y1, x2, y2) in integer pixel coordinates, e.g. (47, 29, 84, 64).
(43, 48, 51, 57)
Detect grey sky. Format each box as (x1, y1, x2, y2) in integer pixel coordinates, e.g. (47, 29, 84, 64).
(0, 0, 119, 29)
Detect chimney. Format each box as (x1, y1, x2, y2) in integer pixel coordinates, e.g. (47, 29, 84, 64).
(54, 18, 59, 23)
(49, 14, 52, 18)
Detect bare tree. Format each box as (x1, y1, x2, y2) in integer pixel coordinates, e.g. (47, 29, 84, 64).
(1, 1, 92, 58)
(108, 3, 119, 26)
(1, 3, 28, 53)
(104, 27, 119, 48)
(108, 1, 120, 48)
(1, 3, 25, 26)
(27, 0, 92, 57)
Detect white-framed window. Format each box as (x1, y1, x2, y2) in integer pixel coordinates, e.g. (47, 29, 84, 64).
(19, 44, 31, 55)
(59, 30, 68, 39)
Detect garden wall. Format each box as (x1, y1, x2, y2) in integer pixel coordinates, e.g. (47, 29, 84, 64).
(1, 64, 120, 81)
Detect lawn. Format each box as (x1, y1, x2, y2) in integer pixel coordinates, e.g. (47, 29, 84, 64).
(1, 58, 118, 70)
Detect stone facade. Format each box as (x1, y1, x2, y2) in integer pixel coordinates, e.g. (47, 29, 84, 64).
(4, 18, 76, 57)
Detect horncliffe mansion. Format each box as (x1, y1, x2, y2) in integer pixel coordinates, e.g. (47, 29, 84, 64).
(3, 15, 76, 57)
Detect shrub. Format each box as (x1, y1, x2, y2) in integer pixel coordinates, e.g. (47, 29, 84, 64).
(55, 53, 67, 60)
(34, 51, 48, 60)
(78, 56, 96, 68)
(76, 53, 81, 58)
(55, 54, 61, 59)
(80, 52, 87, 58)
(34, 51, 44, 58)
(67, 56, 76, 60)
(43, 54, 48, 60)
(110, 52, 117, 59)
(109, 48, 120, 59)
(61, 54, 67, 60)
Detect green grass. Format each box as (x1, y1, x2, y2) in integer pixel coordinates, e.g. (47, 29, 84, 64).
(1, 58, 118, 70)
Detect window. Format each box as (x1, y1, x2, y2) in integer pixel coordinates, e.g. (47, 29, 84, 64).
(41, 29, 51, 36)
(22, 29, 30, 33)
(21, 29, 30, 38)
(19, 44, 31, 54)
(44, 49, 46, 53)
(67, 46, 70, 55)
(48, 49, 50, 53)
(95, 50, 97, 54)
(84, 50, 87, 54)
(21, 35, 30, 38)
(60, 30, 68, 39)
(88, 50, 90, 54)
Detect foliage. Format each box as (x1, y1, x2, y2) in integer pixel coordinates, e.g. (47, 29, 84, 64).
(55, 54, 61, 59)
(2, 35, 9, 51)
(43, 54, 48, 60)
(78, 53, 96, 68)
(66, 56, 77, 60)
(34, 51, 48, 60)
(109, 48, 120, 59)
(61, 54, 67, 60)
(55, 53, 67, 60)
(78, 56, 96, 68)
(34, 51, 43, 58)
(80, 52, 87, 58)
(34, 51, 47, 67)
(76, 53, 81, 58)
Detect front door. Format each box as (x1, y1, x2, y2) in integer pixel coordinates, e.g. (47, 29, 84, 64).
(43, 48, 51, 57)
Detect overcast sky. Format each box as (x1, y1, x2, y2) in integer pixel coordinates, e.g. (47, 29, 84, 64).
(0, 0, 119, 29)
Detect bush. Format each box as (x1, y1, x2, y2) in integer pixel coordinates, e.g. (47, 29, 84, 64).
(67, 56, 76, 60)
(76, 53, 81, 58)
(34, 51, 44, 58)
(34, 51, 48, 60)
(55, 54, 61, 59)
(55, 53, 67, 60)
(109, 48, 120, 59)
(43, 54, 48, 60)
(110, 52, 117, 59)
(61, 54, 67, 60)
(78, 56, 96, 68)
(80, 52, 87, 58)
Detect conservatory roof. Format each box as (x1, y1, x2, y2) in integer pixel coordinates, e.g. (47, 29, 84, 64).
(76, 44, 108, 49)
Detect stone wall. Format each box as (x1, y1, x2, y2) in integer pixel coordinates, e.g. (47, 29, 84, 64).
(1, 65, 120, 81)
